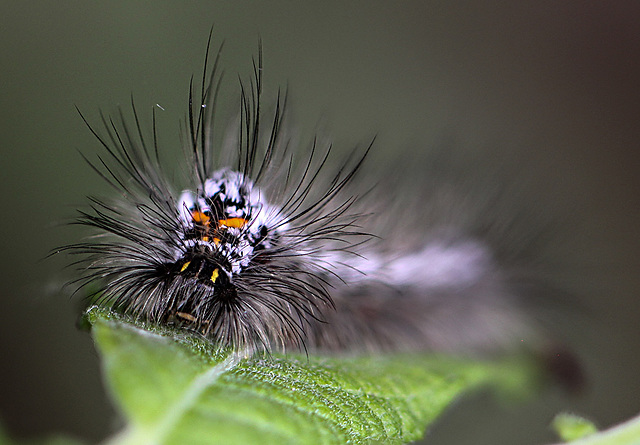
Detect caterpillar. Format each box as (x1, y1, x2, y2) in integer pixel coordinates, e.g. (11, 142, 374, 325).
(64, 33, 555, 356)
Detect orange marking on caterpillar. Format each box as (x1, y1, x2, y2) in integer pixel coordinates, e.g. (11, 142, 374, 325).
(191, 211, 211, 226)
(218, 218, 247, 228)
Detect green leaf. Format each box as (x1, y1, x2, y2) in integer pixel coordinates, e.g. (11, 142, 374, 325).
(86, 307, 536, 445)
(552, 412, 640, 445)
(553, 413, 598, 442)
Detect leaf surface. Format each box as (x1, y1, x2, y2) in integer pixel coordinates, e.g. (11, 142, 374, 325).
(86, 307, 533, 445)
(552, 412, 640, 445)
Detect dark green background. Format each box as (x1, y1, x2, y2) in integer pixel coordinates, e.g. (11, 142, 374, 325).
(2, 2, 639, 444)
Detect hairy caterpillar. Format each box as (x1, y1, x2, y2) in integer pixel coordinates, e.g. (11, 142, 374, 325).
(64, 33, 554, 356)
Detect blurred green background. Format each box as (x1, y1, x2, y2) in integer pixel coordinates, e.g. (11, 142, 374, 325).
(1, 2, 640, 444)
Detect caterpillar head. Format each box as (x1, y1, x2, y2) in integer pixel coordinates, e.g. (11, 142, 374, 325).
(177, 168, 284, 278)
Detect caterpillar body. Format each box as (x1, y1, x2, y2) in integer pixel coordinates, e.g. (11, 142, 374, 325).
(66, 35, 552, 356)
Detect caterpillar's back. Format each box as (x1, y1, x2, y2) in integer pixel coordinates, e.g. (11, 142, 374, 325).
(65, 35, 560, 355)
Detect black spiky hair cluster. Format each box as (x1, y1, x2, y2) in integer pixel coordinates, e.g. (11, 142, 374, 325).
(64, 33, 371, 353)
